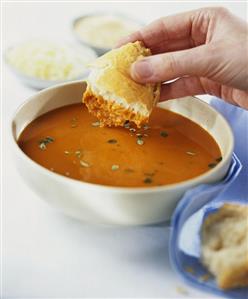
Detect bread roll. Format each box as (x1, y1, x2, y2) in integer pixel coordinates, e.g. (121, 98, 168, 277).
(201, 203, 248, 289)
(83, 41, 161, 127)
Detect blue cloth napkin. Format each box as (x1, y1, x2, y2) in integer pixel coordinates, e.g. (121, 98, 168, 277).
(169, 98, 248, 299)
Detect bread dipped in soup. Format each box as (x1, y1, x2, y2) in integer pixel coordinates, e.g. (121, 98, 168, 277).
(83, 41, 161, 127)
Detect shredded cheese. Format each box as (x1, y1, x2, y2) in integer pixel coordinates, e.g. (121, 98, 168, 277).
(6, 40, 96, 81)
(74, 15, 141, 48)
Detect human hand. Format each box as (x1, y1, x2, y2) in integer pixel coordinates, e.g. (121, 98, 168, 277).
(118, 7, 248, 109)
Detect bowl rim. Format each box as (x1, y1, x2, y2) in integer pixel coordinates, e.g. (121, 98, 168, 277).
(10, 80, 234, 194)
(71, 12, 144, 52)
(4, 41, 97, 85)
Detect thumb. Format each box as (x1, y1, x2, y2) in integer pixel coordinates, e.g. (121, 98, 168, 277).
(131, 45, 215, 83)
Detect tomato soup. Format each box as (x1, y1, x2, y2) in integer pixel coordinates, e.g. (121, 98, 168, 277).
(18, 103, 222, 187)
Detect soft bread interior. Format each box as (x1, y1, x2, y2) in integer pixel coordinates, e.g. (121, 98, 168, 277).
(201, 204, 248, 289)
(83, 41, 160, 127)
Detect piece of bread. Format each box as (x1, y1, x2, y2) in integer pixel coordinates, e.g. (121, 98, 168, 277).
(82, 41, 160, 127)
(201, 203, 248, 289)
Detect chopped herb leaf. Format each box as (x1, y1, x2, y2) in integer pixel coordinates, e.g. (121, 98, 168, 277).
(38, 136, 54, 150)
(75, 150, 82, 158)
(143, 177, 152, 184)
(216, 157, 222, 162)
(107, 139, 117, 144)
(80, 160, 90, 167)
(186, 151, 196, 156)
(160, 131, 168, 138)
(46, 136, 54, 142)
(92, 121, 100, 127)
(111, 164, 119, 171)
(208, 163, 217, 168)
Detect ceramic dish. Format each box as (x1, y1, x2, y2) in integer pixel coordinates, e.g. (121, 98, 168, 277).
(4, 42, 97, 89)
(72, 13, 143, 55)
(11, 81, 234, 225)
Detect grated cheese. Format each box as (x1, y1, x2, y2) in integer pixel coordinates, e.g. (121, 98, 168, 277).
(6, 40, 96, 81)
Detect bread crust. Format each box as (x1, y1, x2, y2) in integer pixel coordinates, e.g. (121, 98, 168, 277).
(201, 204, 248, 289)
(83, 41, 161, 127)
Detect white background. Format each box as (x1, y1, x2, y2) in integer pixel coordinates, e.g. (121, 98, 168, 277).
(2, 1, 247, 298)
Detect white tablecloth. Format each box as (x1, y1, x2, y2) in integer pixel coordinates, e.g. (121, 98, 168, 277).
(2, 1, 246, 297)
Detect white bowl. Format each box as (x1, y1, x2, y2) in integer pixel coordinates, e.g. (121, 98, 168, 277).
(11, 81, 234, 225)
(72, 13, 143, 56)
(4, 43, 97, 89)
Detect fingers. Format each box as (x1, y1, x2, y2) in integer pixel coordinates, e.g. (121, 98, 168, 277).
(131, 45, 216, 83)
(159, 76, 205, 101)
(160, 77, 248, 111)
(150, 37, 194, 54)
(117, 9, 208, 53)
(116, 31, 143, 47)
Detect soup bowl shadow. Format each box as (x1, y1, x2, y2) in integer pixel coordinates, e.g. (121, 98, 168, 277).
(10, 81, 234, 226)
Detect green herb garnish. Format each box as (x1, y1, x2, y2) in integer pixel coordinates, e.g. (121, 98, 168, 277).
(136, 138, 144, 145)
(107, 139, 117, 144)
(38, 136, 54, 150)
(75, 150, 82, 158)
(111, 164, 119, 171)
(143, 177, 153, 184)
(160, 131, 168, 138)
(46, 136, 54, 142)
(39, 143, 46, 150)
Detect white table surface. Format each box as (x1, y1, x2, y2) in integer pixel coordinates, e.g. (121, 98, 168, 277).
(2, 1, 246, 298)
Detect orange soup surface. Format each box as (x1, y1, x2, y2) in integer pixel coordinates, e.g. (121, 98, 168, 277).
(18, 104, 222, 187)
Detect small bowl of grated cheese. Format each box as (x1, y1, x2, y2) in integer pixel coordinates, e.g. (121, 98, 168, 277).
(72, 14, 143, 55)
(4, 40, 97, 89)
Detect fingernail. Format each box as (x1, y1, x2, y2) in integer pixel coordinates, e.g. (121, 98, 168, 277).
(132, 60, 153, 81)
